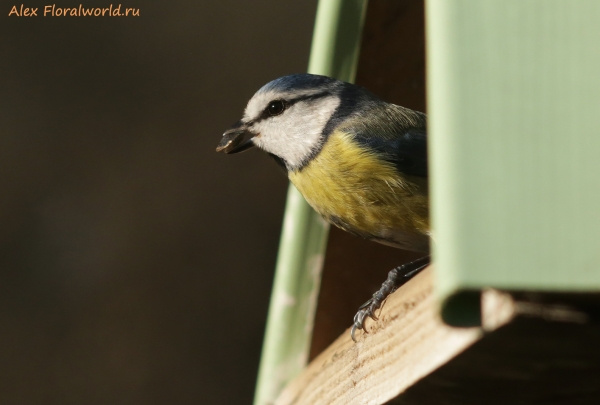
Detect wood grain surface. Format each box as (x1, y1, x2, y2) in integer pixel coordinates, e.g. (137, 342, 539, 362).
(276, 267, 487, 405)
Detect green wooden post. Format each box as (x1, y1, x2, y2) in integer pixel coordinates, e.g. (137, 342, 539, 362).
(427, 0, 600, 325)
(252, 1, 367, 405)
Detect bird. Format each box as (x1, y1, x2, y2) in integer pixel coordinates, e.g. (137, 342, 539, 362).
(216, 73, 430, 341)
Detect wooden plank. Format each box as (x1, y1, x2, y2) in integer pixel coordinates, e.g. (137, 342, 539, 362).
(275, 267, 488, 405)
(276, 267, 600, 405)
(388, 293, 600, 404)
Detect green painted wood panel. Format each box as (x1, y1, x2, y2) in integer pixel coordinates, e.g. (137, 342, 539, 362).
(253, 1, 367, 404)
(427, 0, 600, 323)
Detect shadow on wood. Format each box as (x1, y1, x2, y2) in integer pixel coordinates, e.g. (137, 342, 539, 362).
(281, 265, 600, 405)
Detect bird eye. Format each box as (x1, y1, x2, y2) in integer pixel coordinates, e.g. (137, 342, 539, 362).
(267, 100, 286, 116)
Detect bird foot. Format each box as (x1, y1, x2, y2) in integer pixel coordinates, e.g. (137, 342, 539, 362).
(351, 255, 431, 342)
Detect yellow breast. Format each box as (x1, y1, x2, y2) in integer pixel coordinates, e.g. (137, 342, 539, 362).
(288, 130, 429, 243)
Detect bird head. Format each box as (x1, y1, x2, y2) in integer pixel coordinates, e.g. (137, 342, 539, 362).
(217, 74, 363, 171)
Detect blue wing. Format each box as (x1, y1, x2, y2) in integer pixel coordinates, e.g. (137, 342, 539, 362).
(348, 102, 428, 178)
(356, 127, 427, 178)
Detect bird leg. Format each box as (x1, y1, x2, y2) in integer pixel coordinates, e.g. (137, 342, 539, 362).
(351, 255, 430, 342)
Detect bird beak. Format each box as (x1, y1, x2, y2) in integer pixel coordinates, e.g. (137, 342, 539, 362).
(216, 122, 257, 154)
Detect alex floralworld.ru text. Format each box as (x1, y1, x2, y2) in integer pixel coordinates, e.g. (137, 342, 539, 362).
(8, 4, 140, 17)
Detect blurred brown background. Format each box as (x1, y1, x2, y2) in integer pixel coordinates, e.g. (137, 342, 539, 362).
(0, 1, 317, 404)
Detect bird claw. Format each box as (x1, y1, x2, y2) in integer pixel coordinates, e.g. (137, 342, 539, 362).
(351, 298, 380, 342)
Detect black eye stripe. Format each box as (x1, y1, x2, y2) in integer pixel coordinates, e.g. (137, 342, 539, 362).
(285, 91, 330, 107)
(250, 91, 331, 125)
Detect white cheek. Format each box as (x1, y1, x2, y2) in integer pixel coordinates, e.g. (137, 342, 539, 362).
(253, 96, 340, 169)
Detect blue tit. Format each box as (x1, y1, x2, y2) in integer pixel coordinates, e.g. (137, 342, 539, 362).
(217, 74, 430, 340)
